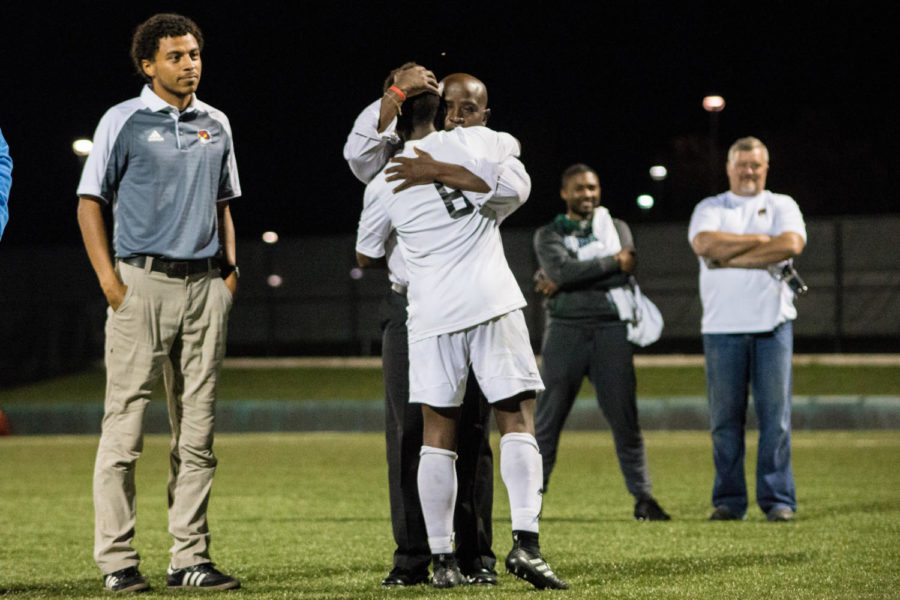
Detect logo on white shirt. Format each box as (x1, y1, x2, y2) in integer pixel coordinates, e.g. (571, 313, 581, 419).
(147, 130, 165, 142)
(197, 130, 211, 144)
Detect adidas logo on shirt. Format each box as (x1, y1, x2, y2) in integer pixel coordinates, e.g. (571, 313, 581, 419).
(147, 130, 164, 142)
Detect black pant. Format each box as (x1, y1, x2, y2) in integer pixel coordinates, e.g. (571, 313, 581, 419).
(381, 289, 495, 574)
(535, 320, 653, 499)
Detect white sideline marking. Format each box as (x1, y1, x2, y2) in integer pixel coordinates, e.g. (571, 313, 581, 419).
(223, 354, 900, 369)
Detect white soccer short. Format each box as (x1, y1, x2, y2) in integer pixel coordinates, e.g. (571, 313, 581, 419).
(409, 310, 544, 408)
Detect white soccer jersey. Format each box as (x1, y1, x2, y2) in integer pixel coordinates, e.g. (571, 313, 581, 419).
(357, 126, 529, 342)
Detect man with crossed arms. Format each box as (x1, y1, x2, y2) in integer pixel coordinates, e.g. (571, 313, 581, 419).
(689, 136, 806, 522)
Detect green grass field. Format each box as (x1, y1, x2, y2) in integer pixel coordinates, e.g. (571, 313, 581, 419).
(2, 363, 898, 404)
(2, 431, 898, 599)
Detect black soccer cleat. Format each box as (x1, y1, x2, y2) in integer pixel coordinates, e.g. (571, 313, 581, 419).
(166, 563, 241, 590)
(506, 546, 568, 590)
(634, 497, 671, 521)
(431, 553, 466, 589)
(103, 566, 150, 593)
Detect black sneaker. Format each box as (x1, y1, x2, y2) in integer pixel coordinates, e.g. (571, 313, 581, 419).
(463, 567, 498, 585)
(166, 563, 240, 590)
(381, 566, 430, 587)
(431, 553, 466, 589)
(709, 505, 742, 521)
(103, 566, 150, 593)
(505, 547, 568, 590)
(634, 497, 671, 521)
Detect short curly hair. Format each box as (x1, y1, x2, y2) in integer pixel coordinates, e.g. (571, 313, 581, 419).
(130, 13, 204, 83)
(561, 163, 599, 189)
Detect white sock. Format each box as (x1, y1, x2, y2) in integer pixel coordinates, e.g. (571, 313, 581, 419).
(500, 432, 543, 534)
(417, 446, 458, 554)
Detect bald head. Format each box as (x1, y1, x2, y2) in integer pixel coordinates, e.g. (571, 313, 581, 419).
(440, 73, 490, 130)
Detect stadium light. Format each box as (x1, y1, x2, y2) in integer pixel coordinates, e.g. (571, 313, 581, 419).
(649, 165, 668, 181)
(262, 231, 279, 244)
(702, 95, 725, 193)
(702, 95, 726, 112)
(72, 139, 93, 156)
(636, 194, 655, 210)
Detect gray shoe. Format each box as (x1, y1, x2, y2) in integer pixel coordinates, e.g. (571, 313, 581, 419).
(767, 507, 795, 522)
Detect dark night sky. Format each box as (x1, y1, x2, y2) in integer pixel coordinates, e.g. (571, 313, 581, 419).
(0, 1, 895, 248)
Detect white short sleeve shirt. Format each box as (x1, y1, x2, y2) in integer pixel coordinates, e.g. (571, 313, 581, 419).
(688, 190, 807, 334)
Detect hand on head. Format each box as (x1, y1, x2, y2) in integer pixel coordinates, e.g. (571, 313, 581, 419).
(388, 63, 440, 98)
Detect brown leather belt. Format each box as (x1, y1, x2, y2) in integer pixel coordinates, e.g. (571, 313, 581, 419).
(121, 255, 217, 278)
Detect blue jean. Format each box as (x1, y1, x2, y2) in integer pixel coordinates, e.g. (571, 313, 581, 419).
(702, 321, 796, 517)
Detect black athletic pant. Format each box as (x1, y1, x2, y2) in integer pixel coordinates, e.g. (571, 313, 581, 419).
(535, 319, 653, 499)
(381, 289, 495, 574)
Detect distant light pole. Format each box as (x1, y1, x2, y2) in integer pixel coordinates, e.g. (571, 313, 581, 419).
(702, 95, 725, 194)
(646, 165, 667, 216)
(261, 231, 280, 354)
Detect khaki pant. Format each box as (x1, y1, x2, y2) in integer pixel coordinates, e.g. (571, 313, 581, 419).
(93, 259, 232, 574)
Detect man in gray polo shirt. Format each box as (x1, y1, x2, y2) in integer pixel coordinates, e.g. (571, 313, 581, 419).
(77, 13, 240, 593)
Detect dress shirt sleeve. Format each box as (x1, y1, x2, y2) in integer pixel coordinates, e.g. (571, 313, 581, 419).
(355, 185, 392, 259)
(343, 98, 401, 184)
